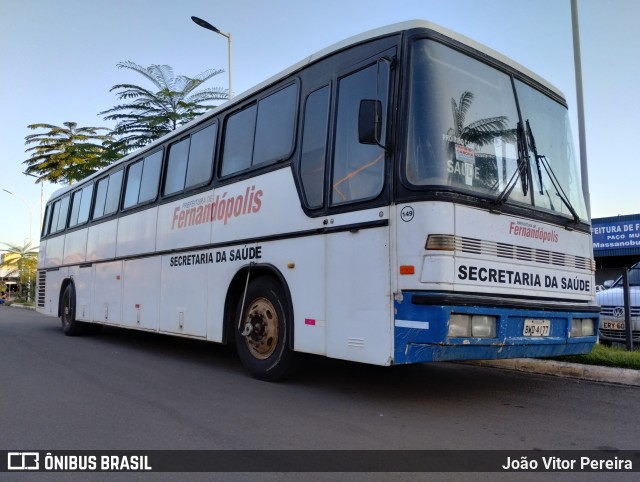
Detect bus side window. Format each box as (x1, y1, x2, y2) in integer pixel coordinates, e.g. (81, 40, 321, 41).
(92, 170, 123, 219)
(221, 105, 256, 177)
(138, 150, 163, 202)
(41, 204, 51, 237)
(253, 84, 297, 166)
(68, 183, 94, 228)
(52, 196, 70, 233)
(331, 62, 389, 205)
(93, 177, 109, 219)
(48, 200, 61, 235)
(221, 83, 298, 177)
(185, 123, 216, 189)
(299, 85, 330, 208)
(164, 137, 190, 196)
(125, 150, 163, 208)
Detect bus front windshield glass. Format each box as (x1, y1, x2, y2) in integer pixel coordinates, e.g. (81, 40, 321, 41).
(405, 39, 587, 221)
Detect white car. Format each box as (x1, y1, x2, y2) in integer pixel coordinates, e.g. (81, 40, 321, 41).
(596, 263, 640, 345)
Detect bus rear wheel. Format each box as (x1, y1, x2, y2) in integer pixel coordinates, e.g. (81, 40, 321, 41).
(60, 283, 83, 336)
(235, 276, 294, 381)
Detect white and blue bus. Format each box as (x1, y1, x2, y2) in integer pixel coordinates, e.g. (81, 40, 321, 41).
(36, 20, 598, 380)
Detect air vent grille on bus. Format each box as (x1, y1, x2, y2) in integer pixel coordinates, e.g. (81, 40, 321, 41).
(427, 234, 595, 271)
(37, 270, 46, 309)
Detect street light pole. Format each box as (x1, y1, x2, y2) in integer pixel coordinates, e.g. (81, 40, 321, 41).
(2, 189, 32, 245)
(191, 16, 233, 98)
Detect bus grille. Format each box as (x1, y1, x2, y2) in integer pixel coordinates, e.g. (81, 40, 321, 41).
(429, 235, 595, 271)
(37, 270, 46, 309)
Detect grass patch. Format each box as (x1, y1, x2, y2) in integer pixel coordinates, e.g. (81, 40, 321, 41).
(552, 343, 640, 370)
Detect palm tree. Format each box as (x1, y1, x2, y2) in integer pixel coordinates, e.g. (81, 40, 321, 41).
(23, 122, 114, 185)
(446, 91, 518, 189)
(448, 91, 514, 146)
(1, 241, 38, 302)
(100, 61, 228, 153)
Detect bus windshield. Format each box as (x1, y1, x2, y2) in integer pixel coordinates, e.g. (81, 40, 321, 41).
(405, 39, 587, 221)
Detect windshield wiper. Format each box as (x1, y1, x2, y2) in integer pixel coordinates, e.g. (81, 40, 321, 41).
(525, 120, 580, 224)
(494, 122, 529, 206)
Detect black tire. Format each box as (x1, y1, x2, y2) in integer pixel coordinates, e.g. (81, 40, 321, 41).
(60, 283, 84, 336)
(235, 276, 295, 381)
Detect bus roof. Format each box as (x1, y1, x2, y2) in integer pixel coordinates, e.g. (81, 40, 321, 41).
(48, 19, 565, 200)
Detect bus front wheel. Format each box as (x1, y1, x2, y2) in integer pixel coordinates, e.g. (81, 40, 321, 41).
(60, 283, 83, 336)
(235, 276, 294, 381)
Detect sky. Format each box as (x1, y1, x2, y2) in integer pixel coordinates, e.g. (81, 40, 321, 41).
(1, 0, 638, 249)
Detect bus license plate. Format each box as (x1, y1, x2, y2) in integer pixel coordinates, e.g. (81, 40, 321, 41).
(523, 319, 551, 337)
(602, 320, 625, 330)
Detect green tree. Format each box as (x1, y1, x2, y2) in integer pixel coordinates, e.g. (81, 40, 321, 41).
(23, 122, 114, 185)
(1, 241, 38, 302)
(100, 61, 228, 153)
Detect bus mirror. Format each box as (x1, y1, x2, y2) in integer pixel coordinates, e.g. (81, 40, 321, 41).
(358, 99, 382, 145)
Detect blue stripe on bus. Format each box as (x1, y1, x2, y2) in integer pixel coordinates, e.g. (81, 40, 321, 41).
(393, 291, 598, 364)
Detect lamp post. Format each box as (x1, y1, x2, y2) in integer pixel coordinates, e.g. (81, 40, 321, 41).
(191, 16, 233, 98)
(2, 189, 32, 245)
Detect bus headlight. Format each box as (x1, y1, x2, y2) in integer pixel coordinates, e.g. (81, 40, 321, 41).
(571, 318, 595, 337)
(471, 315, 497, 338)
(448, 314, 496, 338)
(448, 314, 471, 337)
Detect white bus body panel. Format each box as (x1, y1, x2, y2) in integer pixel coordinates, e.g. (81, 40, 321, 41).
(157, 196, 212, 252)
(117, 207, 158, 257)
(87, 219, 118, 261)
(396, 202, 594, 300)
(37, 240, 47, 269)
(93, 261, 122, 324)
(63, 229, 88, 265)
(123, 257, 161, 331)
(160, 252, 208, 337)
(74, 266, 93, 321)
(325, 208, 392, 365)
(44, 268, 66, 316)
(45, 234, 65, 267)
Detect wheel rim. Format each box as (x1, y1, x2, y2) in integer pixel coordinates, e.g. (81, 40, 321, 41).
(242, 297, 279, 360)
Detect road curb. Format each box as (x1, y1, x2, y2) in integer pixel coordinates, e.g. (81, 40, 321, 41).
(467, 359, 640, 387)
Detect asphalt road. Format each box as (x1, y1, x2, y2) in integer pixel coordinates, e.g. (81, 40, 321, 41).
(1, 306, 638, 480)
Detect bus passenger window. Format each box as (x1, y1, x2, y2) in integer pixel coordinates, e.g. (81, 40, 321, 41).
(69, 184, 94, 227)
(164, 138, 190, 196)
(125, 150, 163, 208)
(300, 86, 330, 208)
(123, 160, 144, 209)
(221, 105, 257, 176)
(41, 204, 51, 237)
(53, 196, 70, 233)
(92, 170, 123, 219)
(104, 170, 123, 216)
(93, 177, 109, 219)
(254, 84, 297, 166)
(185, 123, 216, 189)
(138, 150, 162, 203)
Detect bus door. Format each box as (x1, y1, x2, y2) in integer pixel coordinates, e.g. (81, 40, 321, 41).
(324, 49, 395, 365)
